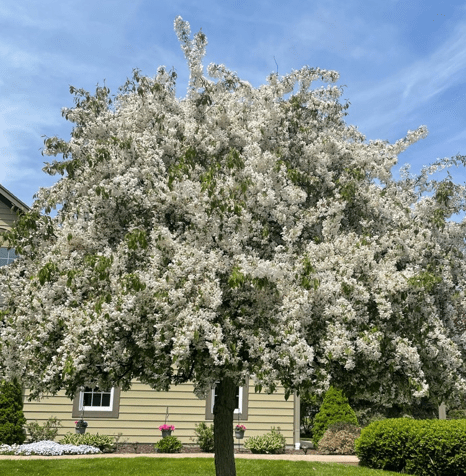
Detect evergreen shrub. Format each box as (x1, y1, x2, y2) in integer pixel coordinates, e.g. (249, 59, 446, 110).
(0, 379, 26, 445)
(312, 387, 358, 447)
(355, 418, 466, 476)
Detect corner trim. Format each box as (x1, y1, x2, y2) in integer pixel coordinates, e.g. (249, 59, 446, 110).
(294, 392, 300, 447)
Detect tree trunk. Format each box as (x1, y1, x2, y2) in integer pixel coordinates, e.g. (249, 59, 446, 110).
(213, 376, 237, 476)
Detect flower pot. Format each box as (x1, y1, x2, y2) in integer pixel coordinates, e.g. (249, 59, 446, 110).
(235, 430, 245, 439)
(161, 430, 172, 438)
(75, 427, 86, 434)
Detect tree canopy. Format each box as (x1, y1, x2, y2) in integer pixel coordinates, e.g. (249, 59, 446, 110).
(1, 17, 466, 475)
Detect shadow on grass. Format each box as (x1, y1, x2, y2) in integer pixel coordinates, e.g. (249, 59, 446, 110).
(0, 457, 407, 476)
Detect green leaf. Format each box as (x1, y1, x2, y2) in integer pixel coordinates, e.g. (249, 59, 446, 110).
(38, 262, 58, 286)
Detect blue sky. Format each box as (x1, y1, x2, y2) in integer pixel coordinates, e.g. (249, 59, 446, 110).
(1, 0, 465, 207)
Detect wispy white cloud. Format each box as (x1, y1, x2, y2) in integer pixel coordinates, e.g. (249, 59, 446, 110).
(346, 16, 466, 140)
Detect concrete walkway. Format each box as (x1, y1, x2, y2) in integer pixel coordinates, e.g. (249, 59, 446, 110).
(0, 452, 360, 465)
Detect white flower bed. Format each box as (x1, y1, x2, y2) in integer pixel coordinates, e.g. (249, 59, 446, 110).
(0, 440, 101, 456)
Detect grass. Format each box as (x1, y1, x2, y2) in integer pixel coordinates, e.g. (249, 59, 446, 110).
(0, 457, 406, 475)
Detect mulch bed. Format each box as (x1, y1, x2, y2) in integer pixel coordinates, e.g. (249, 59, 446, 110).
(114, 443, 318, 455)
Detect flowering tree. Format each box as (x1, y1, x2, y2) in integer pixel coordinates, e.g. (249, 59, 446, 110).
(2, 16, 466, 476)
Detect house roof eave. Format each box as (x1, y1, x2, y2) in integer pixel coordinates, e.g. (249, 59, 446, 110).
(0, 184, 30, 213)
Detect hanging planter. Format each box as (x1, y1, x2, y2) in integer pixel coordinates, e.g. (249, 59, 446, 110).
(235, 424, 246, 439)
(75, 420, 88, 434)
(159, 424, 175, 438)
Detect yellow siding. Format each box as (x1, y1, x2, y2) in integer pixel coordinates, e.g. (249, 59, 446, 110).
(0, 200, 18, 229)
(23, 380, 296, 446)
(22, 392, 77, 440)
(0, 200, 18, 246)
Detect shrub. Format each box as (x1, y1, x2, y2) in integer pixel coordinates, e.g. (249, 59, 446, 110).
(351, 396, 439, 427)
(354, 408, 386, 427)
(0, 379, 26, 445)
(355, 418, 413, 472)
(26, 417, 61, 442)
(355, 418, 466, 476)
(317, 422, 361, 455)
(59, 432, 116, 452)
(155, 435, 183, 453)
(300, 392, 321, 437)
(244, 427, 286, 454)
(191, 422, 214, 452)
(448, 409, 466, 420)
(312, 387, 358, 447)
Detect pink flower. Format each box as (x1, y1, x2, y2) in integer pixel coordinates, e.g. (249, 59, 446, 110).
(159, 424, 175, 431)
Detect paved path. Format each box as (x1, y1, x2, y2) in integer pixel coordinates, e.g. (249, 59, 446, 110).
(0, 453, 359, 464)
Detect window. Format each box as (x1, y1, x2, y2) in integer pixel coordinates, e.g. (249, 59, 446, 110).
(0, 247, 18, 267)
(72, 387, 120, 418)
(205, 382, 248, 420)
(81, 387, 114, 411)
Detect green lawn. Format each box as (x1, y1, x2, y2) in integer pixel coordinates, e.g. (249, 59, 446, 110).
(0, 457, 406, 476)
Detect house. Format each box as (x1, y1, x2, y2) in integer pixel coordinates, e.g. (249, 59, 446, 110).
(0, 184, 301, 448)
(0, 184, 30, 306)
(0, 183, 29, 260)
(23, 381, 300, 448)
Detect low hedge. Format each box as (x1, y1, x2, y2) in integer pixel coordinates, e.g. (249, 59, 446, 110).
(244, 427, 286, 454)
(355, 418, 466, 476)
(59, 433, 116, 452)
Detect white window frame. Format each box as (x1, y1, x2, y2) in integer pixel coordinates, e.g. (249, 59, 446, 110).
(205, 382, 249, 420)
(79, 387, 115, 413)
(210, 386, 243, 415)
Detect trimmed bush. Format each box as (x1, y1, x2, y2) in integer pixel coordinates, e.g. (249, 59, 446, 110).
(191, 422, 214, 452)
(155, 435, 183, 453)
(312, 387, 358, 447)
(355, 418, 466, 476)
(244, 427, 286, 454)
(26, 416, 61, 442)
(317, 422, 361, 455)
(59, 432, 116, 452)
(0, 379, 26, 445)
